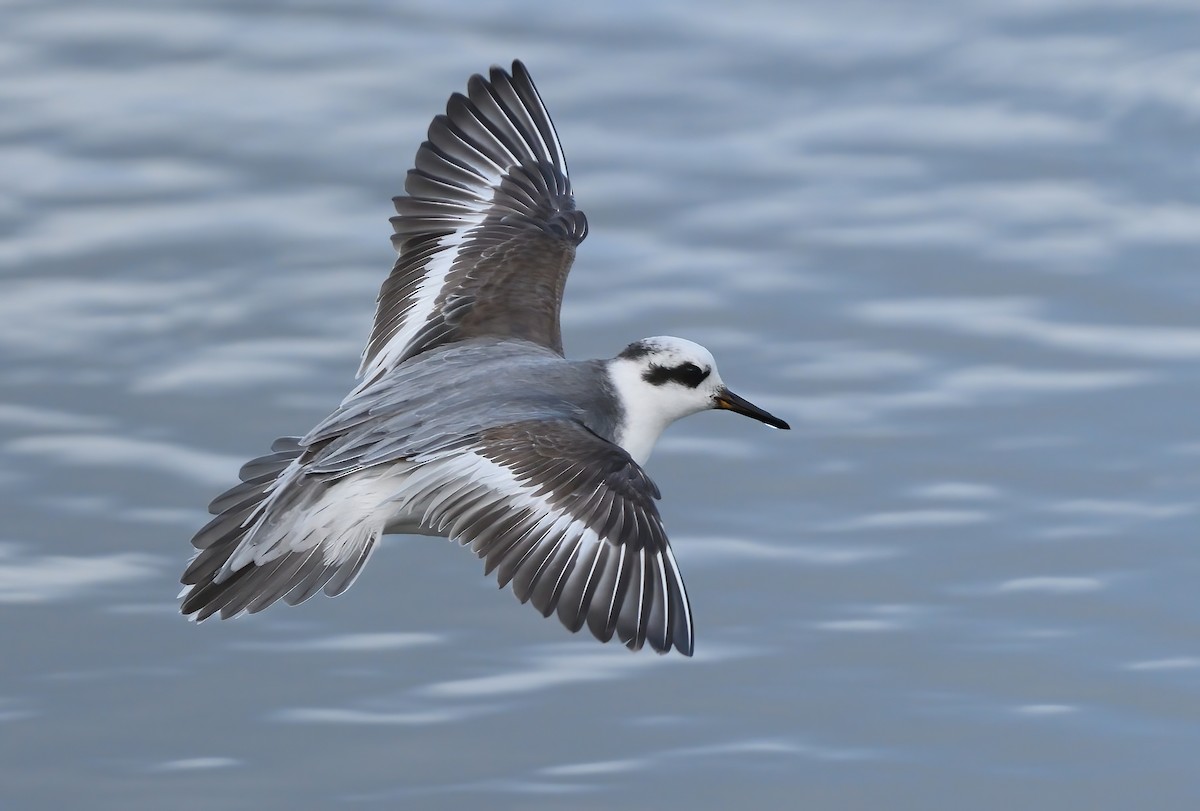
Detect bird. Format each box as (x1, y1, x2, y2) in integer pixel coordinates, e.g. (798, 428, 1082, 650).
(180, 60, 789, 656)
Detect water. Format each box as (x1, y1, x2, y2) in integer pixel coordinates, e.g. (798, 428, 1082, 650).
(2, 1, 1199, 808)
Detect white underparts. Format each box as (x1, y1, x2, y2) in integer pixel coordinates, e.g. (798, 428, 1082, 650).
(220, 466, 406, 579)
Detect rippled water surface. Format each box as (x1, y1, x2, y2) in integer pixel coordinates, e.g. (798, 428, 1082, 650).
(3, 1, 1199, 808)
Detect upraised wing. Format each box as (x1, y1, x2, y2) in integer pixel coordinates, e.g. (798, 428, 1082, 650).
(357, 60, 588, 389)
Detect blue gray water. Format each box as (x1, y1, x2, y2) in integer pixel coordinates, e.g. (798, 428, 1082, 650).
(2, 1, 1198, 808)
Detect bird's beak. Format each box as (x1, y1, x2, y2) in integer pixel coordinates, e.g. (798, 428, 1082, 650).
(713, 387, 790, 430)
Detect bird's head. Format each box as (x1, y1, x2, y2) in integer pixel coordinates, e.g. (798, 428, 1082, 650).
(607, 336, 789, 463)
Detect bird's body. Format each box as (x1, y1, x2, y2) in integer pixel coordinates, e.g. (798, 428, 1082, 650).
(181, 62, 788, 655)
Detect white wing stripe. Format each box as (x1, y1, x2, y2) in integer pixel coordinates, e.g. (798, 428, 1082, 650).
(654, 549, 669, 643)
(357, 229, 475, 388)
(633, 549, 646, 642)
(664, 544, 692, 648)
(412, 450, 595, 545)
(547, 528, 591, 607)
(606, 544, 627, 630)
(572, 532, 605, 617)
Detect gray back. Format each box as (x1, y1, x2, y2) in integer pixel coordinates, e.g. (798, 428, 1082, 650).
(306, 340, 620, 475)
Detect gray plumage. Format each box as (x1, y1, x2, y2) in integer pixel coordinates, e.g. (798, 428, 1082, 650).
(180, 60, 790, 657)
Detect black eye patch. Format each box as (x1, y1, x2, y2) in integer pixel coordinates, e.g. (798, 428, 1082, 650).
(643, 361, 711, 388)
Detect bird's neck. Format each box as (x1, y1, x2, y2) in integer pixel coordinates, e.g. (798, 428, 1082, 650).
(605, 360, 676, 466)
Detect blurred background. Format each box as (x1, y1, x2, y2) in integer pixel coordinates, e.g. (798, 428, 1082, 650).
(2, 1, 1198, 808)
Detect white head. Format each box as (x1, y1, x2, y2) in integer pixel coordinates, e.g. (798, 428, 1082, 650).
(607, 336, 789, 465)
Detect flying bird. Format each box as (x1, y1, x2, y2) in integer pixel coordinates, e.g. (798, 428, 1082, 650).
(180, 61, 789, 655)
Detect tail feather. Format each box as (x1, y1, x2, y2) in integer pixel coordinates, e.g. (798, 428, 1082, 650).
(205, 475, 277, 519)
(179, 436, 387, 622)
(322, 530, 378, 597)
(238, 449, 305, 481)
(280, 550, 345, 606)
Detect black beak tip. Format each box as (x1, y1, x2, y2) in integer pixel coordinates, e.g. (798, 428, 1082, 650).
(715, 388, 791, 432)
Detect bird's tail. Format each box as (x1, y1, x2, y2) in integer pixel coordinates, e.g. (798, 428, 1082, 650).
(179, 437, 381, 621)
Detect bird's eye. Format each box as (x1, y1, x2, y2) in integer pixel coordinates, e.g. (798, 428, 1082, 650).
(641, 361, 711, 387)
(675, 362, 709, 388)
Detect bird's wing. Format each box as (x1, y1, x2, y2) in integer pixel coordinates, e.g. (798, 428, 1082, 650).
(404, 419, 694, 656)
(357, 60, 587, 389)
